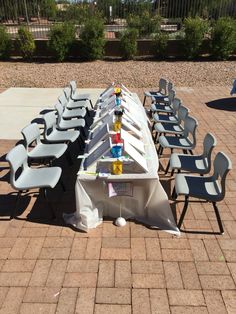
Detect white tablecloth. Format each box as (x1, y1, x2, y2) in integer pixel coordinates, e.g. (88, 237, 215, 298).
(64, 93, 180, 235)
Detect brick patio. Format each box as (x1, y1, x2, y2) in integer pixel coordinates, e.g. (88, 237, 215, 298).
(0, 86, 235, 313)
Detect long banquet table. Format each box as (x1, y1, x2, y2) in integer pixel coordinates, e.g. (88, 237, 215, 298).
(64, 89, 180, 235)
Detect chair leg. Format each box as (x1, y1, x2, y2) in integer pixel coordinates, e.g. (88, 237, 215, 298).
(89, 100, 94, 109)
(171, 169, 175, 176)
(59, 178, 66, 192)
(143, 95, 146, 107)
(171, 187, 177, 200)
(189, 150, 194, 155)
(11, 191, 22, 219)
(212, 202, 224, 234)
(178, 196, 189, 228)
(66, 150, 73, 165)
(165, 160, 170, 174)
(43, 188, 56, 219)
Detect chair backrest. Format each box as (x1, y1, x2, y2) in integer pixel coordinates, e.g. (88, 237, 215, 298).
(42, 111, 57, 139)
(172, 98, 181, 115)
(202, 133, 217, 171)
(58, 93, 68, 108)
(6, 144, 28, 189)
(159, 78, 168, 95)
(168, 89, 176, 105)
(63, 87, 71, 101)
(183, 116, 198, 148)
(167, 81, 174, 94)
(212, 152, 232, 200)
(55, 103, 64, 124)
(177, 105, 189, 124)
(70, 80, 77, 96)
(21, 123, 41, 151)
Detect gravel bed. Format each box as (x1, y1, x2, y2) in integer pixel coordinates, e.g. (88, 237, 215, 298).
(0, 60, 235, 88)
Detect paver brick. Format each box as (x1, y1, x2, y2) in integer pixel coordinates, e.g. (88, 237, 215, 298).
(29, 260, 52, 287)
(115, 260, 131, 288)
(63, 273, 97, 288)
(23, 287, 60, 303)
(132, 260, 163, 274)
(70, 238, 87, 259)
(40, 248, 70, 259)
(170, 306, 208, 314)
(43, 237, 73, 248)
(189, 239, 209, 261)
(23, 237, 45, 259)
(85, 238, 101, 259)
(102, 237, 130, 248)
(160, 238, 190, 249)
(179, 262, 201, 289)
(131, 238, 146, 260)
(19, 303, 57, 314)
(46, 260, 68, 287)
(203, 239, 225, 261)
(8, 238, 30, 259)
(203, 290, 227, 314)
(0, 287, 25, 314)
(96, 288, 131, 304)
(168, 289, 205, 306)
(2, 259, 36, 272)
(132, 273, 165, 288)
(162, 249, 193, 261)
(132, 289, 151, 314)
(150, 289, 170, 314)
(199, 275, 235, 290)
(195, 261, 230, 275)
(163, 262, 183, 289)
(97, 260, 115, 287)
(0, 272, 31, 286)
(67, 260, 99, 273)
(101, 248, 130, 260)
(145, 238, 162, 260)
(56, 287, 78, 314)
(221, 290, 236, 314)
(75, 288, 95, 314)
(0, 287, 9, 308)
(94, 304, 131, 314)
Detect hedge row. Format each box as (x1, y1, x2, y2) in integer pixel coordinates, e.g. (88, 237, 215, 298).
(0, 17, 235, 61)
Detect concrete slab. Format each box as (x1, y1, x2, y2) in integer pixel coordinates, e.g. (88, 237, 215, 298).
(0, 87, 103, 140)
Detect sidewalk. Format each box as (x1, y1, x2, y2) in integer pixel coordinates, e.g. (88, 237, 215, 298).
(0, 86, 235, 314)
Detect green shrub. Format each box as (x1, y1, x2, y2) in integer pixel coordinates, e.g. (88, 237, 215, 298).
(0, 26, 11, 59)
(211, 17, 236, 60)
(153, 32, 169, 59)
(48, 22, 76, 62)
(80, 17, 105, 61)
(183, 17, 208, 59)
(17, 26, 35, 60)
(127, 11, 161, 38)
(120, 28, 138, 60)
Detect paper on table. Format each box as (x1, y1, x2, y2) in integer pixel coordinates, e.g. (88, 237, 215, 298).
(108, 182, 133, 197)
(86, 124, 109, 153)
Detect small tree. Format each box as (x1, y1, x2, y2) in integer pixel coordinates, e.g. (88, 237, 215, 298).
(48, 22, 76, 62)
(153, 32, 168, 59)
(211, 17, 236, 60)
(120, 28, 138, 60)
(183, 17, 208, 59)
(80, 17, 105, 61)
(17, 27, 35, 60)
(0, 26, 11, 59)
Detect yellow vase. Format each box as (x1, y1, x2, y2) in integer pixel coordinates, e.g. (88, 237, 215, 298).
(113, 120, 121, 132)
(112, 160, 123, 175)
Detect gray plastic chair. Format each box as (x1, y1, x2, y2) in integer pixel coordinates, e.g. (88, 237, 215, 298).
(152, 98, 182, 129)
(58, 93, 87, 119)
(55, 103, 86, 131)
(172, 152, 232, 234)
(21, 123, 68, 164)
(157, 115, 198, 157)
(70, 81, 93, 109)
(143, 78, 168, 106)
(62, 87, 88, 110)
(6, 144, 64, 219)
(153, 105, 189, 143)
(151, 89, 176, 113)
(42, 111, 80, 143)
(169, 133, 217, 176)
